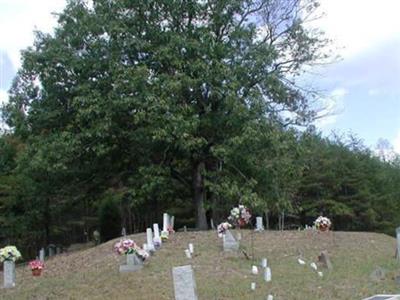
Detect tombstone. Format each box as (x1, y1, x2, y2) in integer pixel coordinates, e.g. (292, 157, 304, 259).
(3, 260, 16, 288)
(39, 248, 45, 262)
(210, 218, 215, 230)
(121, 227, 126, 237)
(170, 216, 175, 231)
(163, 213, 170, 236)
(172, 265, 198, 300)
(184, 226, 187, 232)
(48, 244, 56, 257)
(251, 265, 258, 275)
(119, 254, 143, 273)
(184, 249, 192, 259)
(251, 282, 256, 290)
(396, 227, 400, 261)
(370, 267, 386, 281)
(261, 258, 267, 268)
(267, 295, 273, 300)
(363, 296, 400, 300)
(223, 230, 239, 252)
(188, 243, 194, 254)
(56, 247, 61, 255)
(318, 250, 333, 269)
(153, 223, 162, 248)
(255, 217, 264, 231)
(264, 267, 271, 282)
(146, 228, 155, 252)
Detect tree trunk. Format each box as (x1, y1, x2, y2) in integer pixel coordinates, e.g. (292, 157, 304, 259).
(264, 209, 269, 230)
(192, 161, 208, 230)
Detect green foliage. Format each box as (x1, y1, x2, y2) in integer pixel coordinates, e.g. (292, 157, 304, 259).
(98, 192, 121, 242)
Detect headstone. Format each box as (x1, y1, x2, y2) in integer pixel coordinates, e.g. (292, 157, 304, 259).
(255, 216, 264, 231)
(310, 262, 317, 271)
(370, 267, 386, 281)
(48, 245, 55, 257)
(146, 228, 155, 252)
(170, 216, 175, 231)
(121, 227, 126, 237)
(3, 260, 16, 288)
(261, 258, 267, 268)
(264, 267, 271, 282)
(210, 218, 215, 230)
(363, 296, 400, 300)
(396, 227, 400, 261)
(318, 250, 333, 269)
(163, 213, 170, 236)
(188, 243, 194, 254)
(267, 295, 273, 300)
(236, 232, 242, 241)
(184, 249, 192, 259)
(251, 282, 256, 290)
(119, 254, 143, 273)
(39, 248, 45, 262)
(56, 247, 61, 255)
(184, 226, 187, 232)
(172, 265, 198, 300)
(153, 224, 162, 249)
(223, 230, 239, 252)
(251, 265, 258, 275)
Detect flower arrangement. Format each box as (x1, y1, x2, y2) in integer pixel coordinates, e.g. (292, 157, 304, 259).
(29, 260, 44, 276)
(0, 246, 22, 263)
(314, 216, 332, 232)
(167, 225, 175, 234)
(161, 231, 169, 241)
(113, 239, 149, 261)
(217, 222, 232, 237)
(228, 205, 252, 227)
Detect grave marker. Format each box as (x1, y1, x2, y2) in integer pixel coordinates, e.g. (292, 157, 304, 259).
(264, 267, 271, 282)
(363, 296, 400, 300)
(162, 213, 170, 236)
(153, 223, 162, 248)
(146, 228, 155, 252)
(255, 216, 264, 231)
(318, 250, 333, 269)
(172, 265, 198, 300)
(223, 230, 239, 252)
(396, 227, 400, 261)
(39, 248, 45, 262)
(3, 260, 16, 288)
(119, 254, 143, 273)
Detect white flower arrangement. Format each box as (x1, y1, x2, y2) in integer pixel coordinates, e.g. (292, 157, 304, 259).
(0, 245, 22, 262)
(314, 216, 332, 231)
(228, 205, 252, 227)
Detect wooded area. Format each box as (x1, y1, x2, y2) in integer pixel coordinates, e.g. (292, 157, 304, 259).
(1, 0, 399, 257)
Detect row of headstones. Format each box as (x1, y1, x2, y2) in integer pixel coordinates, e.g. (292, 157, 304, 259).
(120, 213, 174, 272)
(3, 245, 62, 288)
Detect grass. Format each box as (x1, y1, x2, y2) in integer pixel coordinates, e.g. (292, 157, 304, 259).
(1, 230, 399, 299)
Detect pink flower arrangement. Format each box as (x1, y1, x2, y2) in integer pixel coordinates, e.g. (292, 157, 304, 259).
(113, 239, 149, 261)
(228, 205, 252, 227)
(29, 260, 44, 270)
(217, 222, 232, 237)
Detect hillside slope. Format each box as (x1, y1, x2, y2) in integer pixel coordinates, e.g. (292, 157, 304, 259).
(0, 231, 398, 300)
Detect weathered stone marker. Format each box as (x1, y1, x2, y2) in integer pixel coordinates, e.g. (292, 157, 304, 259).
(170, 215, 175, 231)
(396, 227, 400, 261)
(223, 230, 239, 252)
(39, 248, 45, 262)
(3, 260, 16, 288)
(146, 228, 155, 252)
(318, 250, 333, 270)
(119, 254, 143, 273)
(153, 223, 162, 248)
(255, 216, 264, 231)
(363, 295, 400, 300)
(162, 213, 170, 236)
(172, 265, 198, 300)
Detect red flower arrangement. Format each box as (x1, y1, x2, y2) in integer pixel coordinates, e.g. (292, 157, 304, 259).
(28, 260, 44, 276)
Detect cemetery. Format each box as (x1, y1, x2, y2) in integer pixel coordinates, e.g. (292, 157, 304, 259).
(1, 0, 400, 299)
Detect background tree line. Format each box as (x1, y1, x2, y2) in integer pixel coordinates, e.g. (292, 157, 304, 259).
(0, 0, 399, 257)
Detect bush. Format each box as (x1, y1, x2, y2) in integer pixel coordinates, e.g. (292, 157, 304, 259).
(98, 194, 121, 242)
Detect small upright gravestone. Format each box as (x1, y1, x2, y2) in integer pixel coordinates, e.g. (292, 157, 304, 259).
(172, 265, 198, 300)
(3, 260, 16, 288)
(162, 213, 170, 236)
(396, 227, 400, 261)
(146, 228, 155, 252)
(255, 216, 264, 231)
(223, 230, 239, 252)
(39, 248, 45, 262)
(48, 245, 56, 257)
(153, 223, 162, 248)
(119, 254, 143, 273)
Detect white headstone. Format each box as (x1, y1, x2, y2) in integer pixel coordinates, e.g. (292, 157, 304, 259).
(210, 218, 215, 230)
(184, 249, 192, 259)
(188, 243, 194, 254)
(264, 267, 271, 282)
(261, 258, 267, 268)
(39, 248, 45, 262)
(146, 228, 155, 252)
(3, 260, 16, 288)
(153, 223, 161, 238)
(267, 295, 273, 300)
(223, 230, 239, 252)
(396, 227, 400, 261)
(255, 216, 264, 231)
(163, 213, 170, 235)
(251, 282, 256, 290)
(172, 265, 198, 300)
(251, 265, 258, 275)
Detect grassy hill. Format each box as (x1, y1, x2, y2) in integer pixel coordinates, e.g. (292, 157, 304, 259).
(1, 230, 398, 299)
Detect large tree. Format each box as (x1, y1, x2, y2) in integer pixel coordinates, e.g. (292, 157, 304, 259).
(3, 0, 328, 230)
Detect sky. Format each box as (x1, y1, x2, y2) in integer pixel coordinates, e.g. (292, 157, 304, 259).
(0, 0, 399, 153)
